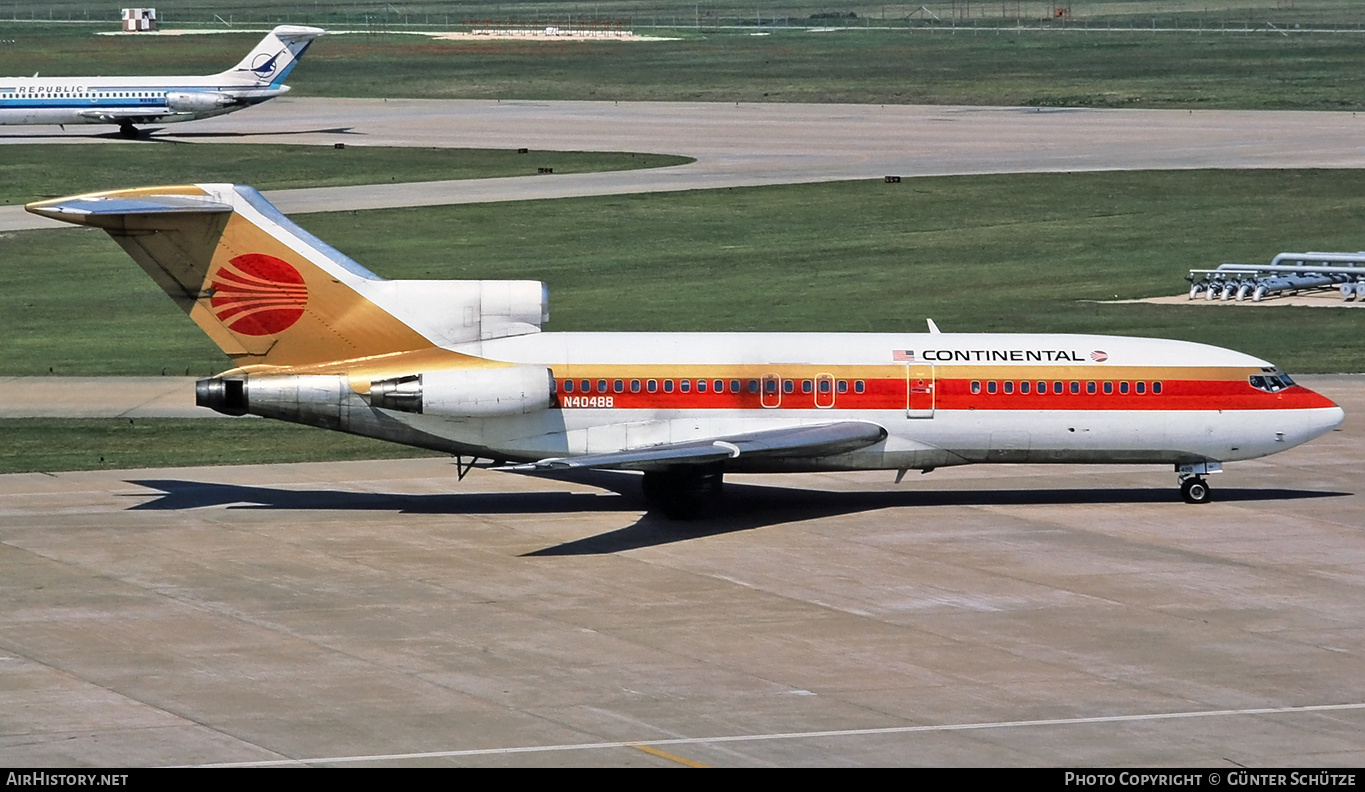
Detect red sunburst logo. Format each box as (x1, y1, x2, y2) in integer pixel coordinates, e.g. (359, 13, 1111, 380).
(209, 253, 308, 336)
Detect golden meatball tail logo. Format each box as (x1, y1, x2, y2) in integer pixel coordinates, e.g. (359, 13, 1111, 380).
(209, 253, 308, 336)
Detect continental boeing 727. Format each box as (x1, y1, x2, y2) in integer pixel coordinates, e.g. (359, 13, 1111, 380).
(0, 26, 324, 136)
(25, 185, 1345, 517)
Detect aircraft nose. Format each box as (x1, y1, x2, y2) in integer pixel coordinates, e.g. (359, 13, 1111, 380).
(1321, 404, 1346, 434)
(1296, 395, 1344, 444)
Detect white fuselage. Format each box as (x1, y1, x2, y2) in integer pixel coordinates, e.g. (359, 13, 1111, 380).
(365, 331, 1343, 472)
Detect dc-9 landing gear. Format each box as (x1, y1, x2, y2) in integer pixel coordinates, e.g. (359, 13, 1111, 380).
(1176, 461, 1221, 504)
(1180, 476, 1211, 504)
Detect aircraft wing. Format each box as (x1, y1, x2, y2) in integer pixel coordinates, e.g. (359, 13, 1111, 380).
(506, 421, 888, 471)
(77, 108, 181, 123)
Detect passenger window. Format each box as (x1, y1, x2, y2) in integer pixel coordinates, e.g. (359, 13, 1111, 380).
(630, 380, 641, 393)
(783, 380, 794, 394)
(987, 381, 997, 395)
(970, 381, 981, 394)
(1087, 381, 1096, 395)
(730, 379, 741, 393)
(1003, 381, 1014, 395)
(580, 379, 591, 393)
(818, 379, 831, 394)
(647, 379, 658, 393)
(1053, 381, 1064, 394)
(1037, 380, 1047, 394)
(749, 379, 760, 394)
(597, 379, 608, 394)
(764, 379, 777, 394)
(1136, 382, 1146, 394)
(1120, 382, 1130, 394)
(1103, 381, 1113, 395)
(696, 380, 707, 393)
(563, 380, 575, 393)
(1070, 381, 1079, 394)
(854, 380, 866, 394)
(1153, 382, 1163, 395)
(680, 380, 691, 393)
(664, 380, 674, 393)
(838, 380, 849, 394)
(802, 380, 813, 394)
(716, 380, 726, 393)
(613, 379, 624, 393)
(1020, 381, 1030, 394)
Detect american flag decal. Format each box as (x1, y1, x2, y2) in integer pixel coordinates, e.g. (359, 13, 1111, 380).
(892, 350, 915, 362)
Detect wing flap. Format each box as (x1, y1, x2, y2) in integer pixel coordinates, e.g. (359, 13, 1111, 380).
(506, 421, 887, 471)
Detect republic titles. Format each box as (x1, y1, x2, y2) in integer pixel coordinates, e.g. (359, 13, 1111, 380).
(7, 85, 90, 94)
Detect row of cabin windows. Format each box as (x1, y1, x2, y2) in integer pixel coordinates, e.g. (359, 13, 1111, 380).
(5, 92, 161, 99)
(559, 378, 868, 395)
(970, 380, 1163, 396)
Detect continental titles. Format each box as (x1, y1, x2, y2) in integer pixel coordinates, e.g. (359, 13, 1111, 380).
(921, 349, 1086, 363)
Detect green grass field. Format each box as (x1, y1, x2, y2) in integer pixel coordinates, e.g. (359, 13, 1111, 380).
(3, 170, 1362, 380)
(0, 144, 689, 205)
(4, 23, 1365, 109)
(6, 1, 1365, 28)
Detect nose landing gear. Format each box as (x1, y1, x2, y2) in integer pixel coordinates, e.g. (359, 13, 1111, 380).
(1176, 461, 1221, 504)
(1180, 476, 1211, 504)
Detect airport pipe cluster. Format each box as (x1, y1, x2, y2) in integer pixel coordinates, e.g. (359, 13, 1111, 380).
(1187, 251, 1365, 302)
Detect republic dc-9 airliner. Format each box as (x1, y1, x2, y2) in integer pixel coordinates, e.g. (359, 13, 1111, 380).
(26, 185, 1344, 518)
(0, 26, 324, 136)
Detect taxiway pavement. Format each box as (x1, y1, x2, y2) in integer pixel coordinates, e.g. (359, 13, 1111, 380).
(1, 378, 1362, 766)
(6, 99, 1365, 230)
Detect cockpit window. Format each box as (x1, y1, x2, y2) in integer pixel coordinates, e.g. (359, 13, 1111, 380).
(1249, 369, 1296, 393)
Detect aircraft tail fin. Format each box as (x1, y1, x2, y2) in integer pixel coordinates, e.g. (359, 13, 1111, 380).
(26, 185, 548, 372)
(25, 184, 434, 371)
(218, 25, 326, 87)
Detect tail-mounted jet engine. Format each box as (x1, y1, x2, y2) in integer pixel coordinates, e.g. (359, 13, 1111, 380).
(197, 366, 555, 423)
(164, 92, 238, 113)
(367, 368, 555, 417)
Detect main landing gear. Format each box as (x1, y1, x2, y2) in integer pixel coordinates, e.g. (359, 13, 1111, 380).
(641, 463, 724, 520)
(1177, 461, 1220, 504)
(118, 122, 139, 138)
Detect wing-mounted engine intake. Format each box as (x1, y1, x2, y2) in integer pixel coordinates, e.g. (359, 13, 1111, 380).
(367, 367, 555, 417)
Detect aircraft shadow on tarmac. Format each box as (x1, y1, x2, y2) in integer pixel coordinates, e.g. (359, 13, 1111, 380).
(1, 127, 357, 141)
(157, 127, 359, 139)
(123, 474, 1349, 556)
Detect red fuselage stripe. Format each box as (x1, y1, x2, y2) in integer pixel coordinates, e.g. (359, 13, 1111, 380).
(551, 376, 1334, 411)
